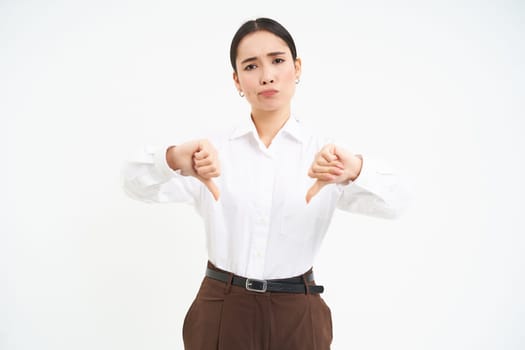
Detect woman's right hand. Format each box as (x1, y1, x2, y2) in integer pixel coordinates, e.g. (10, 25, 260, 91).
(166, 139, 221, 200)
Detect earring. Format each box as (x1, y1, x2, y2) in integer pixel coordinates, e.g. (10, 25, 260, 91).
(239, 91, 244, 97)
(295, 78, 300, 84)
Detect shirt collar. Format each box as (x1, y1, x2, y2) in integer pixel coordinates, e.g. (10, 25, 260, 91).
(280, 116, 306, 143)
(229, 115, 306, 144)
(229, 116, 257, 140)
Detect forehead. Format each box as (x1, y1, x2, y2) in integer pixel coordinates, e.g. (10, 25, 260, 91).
(236, 30, 291, 61)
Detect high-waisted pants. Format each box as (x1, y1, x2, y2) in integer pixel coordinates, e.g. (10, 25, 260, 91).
(182, 262, 333, 350)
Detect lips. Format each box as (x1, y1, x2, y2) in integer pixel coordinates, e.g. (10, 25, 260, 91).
(259, 89, 278, 97)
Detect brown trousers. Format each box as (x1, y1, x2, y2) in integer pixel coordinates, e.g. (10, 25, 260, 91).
(182, 263, 333, 350)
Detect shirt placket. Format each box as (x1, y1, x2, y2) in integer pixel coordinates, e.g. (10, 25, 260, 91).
(246, 152, 275, 278)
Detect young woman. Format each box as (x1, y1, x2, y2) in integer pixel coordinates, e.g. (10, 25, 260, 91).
(122, 17, 407, 350)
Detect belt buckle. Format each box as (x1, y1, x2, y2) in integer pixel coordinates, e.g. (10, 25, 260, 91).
(245, 278, 267, 293)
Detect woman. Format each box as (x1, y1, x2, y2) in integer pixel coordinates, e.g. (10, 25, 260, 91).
(122, 17, 407, 350)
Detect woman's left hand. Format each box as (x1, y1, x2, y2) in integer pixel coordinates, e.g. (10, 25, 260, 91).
(305, 144, 363, 203)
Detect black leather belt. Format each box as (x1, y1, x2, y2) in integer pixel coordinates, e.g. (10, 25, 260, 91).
(205, 267, 324, 294)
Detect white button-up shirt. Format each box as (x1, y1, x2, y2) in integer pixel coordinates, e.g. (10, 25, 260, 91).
(122, 117, 409, 279)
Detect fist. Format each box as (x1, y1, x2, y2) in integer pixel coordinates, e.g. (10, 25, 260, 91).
(166, 139, 221, 200)
(305, 144, 362, 203)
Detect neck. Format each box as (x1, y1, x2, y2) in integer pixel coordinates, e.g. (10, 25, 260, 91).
(251, 108, 291, 148)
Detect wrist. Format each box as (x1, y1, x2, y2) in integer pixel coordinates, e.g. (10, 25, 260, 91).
(347, 154, 363, 182)
(166, 145, 179, 171)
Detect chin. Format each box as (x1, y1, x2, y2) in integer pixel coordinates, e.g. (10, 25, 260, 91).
(257, 101, 285, 112)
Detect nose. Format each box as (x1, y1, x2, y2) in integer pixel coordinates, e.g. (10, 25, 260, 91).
(260, 67, 275, 85)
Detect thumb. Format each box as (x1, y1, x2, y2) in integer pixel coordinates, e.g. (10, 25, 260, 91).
(199, 177, 220, 201)
(305, 180, 327, 204)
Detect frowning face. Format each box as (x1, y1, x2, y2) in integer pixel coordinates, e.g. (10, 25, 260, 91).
(233, 30, 301, 114)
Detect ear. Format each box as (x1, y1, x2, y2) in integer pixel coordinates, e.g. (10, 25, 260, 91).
(294, 57, 302, 80)
(232, 71, 241, 91)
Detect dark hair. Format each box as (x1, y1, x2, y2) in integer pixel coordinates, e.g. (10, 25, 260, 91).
(230, 17, 297, 72)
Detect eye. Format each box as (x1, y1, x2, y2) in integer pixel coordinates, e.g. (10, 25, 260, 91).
(273, 58, 285, 64)
(244, 64, 257, 71)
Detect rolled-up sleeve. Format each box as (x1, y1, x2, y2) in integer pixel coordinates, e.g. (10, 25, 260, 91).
(336, 156, 411, 219)
(121, 145, 201, 205)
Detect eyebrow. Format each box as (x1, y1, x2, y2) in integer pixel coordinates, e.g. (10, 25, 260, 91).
(240, 51, 287, 65)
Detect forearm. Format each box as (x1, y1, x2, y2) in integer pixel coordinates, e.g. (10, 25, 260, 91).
(121, 145, 198, 204)
(337, 156, 411, 219)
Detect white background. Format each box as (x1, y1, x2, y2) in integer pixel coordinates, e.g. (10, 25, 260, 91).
(2, 0, 524, 349)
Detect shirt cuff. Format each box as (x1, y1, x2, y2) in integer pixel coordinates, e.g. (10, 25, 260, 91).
(338, 156, 394, 192)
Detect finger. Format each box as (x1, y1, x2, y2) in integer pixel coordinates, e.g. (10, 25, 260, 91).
(309, 171, 339, 181)
(305, 180, 327, 204)
(315, 173, 337, 182)
(195, 164, 220, 177)
(320, 144, 337, 162)
(311, 164, 344, 176)
(194, 149, 210, 160)
(194, 157, 212, 167)
(199, 177, 220, 201)
(320, 151, 337, 163)
(332, 145, 352, 160)
(308, 168, 337, 181)
(331, 160, 345, 169)
(308, 165, 338, 181)
(314, 158, 344, 169)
